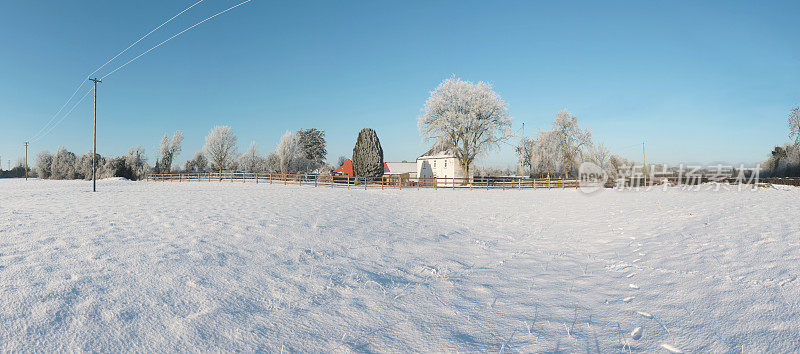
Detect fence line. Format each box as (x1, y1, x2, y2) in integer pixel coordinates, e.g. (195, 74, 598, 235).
(146, 172, 800, 189)
(146, 172, 580, 190)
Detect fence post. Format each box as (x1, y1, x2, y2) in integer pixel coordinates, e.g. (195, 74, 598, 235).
(452, 178, 455, 190)
(364, 177, 367, 190)
(347, 176, 350, 190)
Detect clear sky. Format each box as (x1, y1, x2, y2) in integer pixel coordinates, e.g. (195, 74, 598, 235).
(1, 0, 798, 169)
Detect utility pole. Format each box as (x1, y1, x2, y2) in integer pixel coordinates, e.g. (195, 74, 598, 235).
(24, 142, 28, 180)
(642, 140, 646, 186)
(89, 77, 102, 192)
(521, 122, 525, 176)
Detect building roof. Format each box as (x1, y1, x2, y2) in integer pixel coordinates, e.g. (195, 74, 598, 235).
(418, 144, 456, 159)
(385, 162, 417, 174)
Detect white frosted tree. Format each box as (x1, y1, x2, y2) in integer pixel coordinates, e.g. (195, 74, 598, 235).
(50, 146, 77, 180)
(274, 131, 310, 174)
(551, 109, 592, 178)
(157, 131, 183, 173)
(418, 76, 512, 179)
(203, 126, 238, 172)
(35, 151, 53, 179)
(790, 105, 800, 146)
(239, 141, 264, 173)
(530, 130, 561, 178)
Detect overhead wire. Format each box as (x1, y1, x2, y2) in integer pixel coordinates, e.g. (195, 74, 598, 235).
(102, 0, 253, 80)
(28, 0, 209, 143)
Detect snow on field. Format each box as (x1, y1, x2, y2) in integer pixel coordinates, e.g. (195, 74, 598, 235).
(1, 179, 798, 352)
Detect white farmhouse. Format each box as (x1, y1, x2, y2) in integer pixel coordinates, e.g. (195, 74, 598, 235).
(416, 147, 473, 186)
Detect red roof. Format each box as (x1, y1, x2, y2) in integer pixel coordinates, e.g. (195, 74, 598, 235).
(332, 159, 390, 177)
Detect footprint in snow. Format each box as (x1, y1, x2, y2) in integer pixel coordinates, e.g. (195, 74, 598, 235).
(626, 272, 636, 278)
(622, 296, 634, 303)
(660, 343, 683, 353)
(636, 311, 653, 319)
(631, 326, 642, 340)
(629, 284, 639, 289)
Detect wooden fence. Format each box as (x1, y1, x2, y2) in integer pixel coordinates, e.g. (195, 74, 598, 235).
(146, 172, 580, 190)
(146, 172, 800, 190)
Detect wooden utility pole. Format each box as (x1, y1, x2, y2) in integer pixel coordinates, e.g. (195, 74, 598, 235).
(642, 140, 646, 185)
(24, 142, 28, 180)
(89, 77, 102, 192)
(521, 122, 525, 176)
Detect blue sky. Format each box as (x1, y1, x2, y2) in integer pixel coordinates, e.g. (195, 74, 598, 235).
(1, 0, 798, 169)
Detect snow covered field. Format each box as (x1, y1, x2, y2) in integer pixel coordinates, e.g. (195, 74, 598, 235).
(1, 179, 798, 352)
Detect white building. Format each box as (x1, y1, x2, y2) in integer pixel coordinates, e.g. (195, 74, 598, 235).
(385, 161, 417, 179)
(416, 147, 473, 186)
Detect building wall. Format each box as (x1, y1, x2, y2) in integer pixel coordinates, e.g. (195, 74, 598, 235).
(416, 156, 472, 185)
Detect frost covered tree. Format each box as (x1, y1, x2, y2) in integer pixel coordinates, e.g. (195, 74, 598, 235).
(585, 142, 610, 170)
(77, 151, 105, 180)
(608, 154, 634, 179)
(418, 76, 512, 179)
(551, 109, 592, 178)
(239, 141, 264, 173)
(184, 151, 208, 173)
(274, 131, 312, 174)
(296, 128, 327, 168)
(50, 147, 78, 180)
(789, 105, 800, 145)
(125, 146, 148, 180)
(530, 130, 561, 178)
(35, 151, 53, 179)
(157, 131, 183, 173)
(203, 126, 238, 172)
(352, 128, 384, 177)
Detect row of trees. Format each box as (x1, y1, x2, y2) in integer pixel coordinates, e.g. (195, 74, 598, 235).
(30, 126, 328, 181)
(515, 110, 629, 178)
(35, 147, 147, 180)
(176, 126, 329, 175)
(763, 105, 800, 177)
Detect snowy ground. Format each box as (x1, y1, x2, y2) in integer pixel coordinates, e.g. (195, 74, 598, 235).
(1, 179, 798, 352)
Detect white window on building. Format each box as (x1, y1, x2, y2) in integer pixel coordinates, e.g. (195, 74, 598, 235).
(444, 161, 447, 168)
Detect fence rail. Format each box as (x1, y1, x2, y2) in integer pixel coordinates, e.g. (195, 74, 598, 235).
(146, 172, 580, 190)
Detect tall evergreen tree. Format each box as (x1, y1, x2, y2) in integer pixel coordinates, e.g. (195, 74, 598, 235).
(352, 128, 384, 177)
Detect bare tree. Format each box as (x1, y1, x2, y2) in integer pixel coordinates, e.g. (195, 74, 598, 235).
(551, 109, 592, 178)
(418, 76, 512, 180)
(585, 142, 610, 170)
(157, 131, 183, 173)
(790, 105, 800, 145)
(203, 126, 238, 172)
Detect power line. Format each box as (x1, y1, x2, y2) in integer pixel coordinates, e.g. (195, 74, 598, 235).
(102, 0, 253, 80)
(28, 0, 207, 143)
(89, 0, 206, 79)
(28, 79, 89, 142)
(30, 87, 94, 143)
